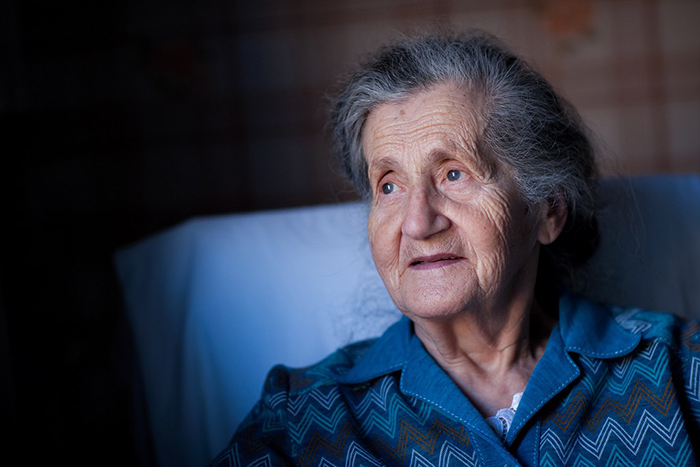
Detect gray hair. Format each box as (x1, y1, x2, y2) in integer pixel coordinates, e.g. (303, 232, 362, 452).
(330, 32, 599, 284)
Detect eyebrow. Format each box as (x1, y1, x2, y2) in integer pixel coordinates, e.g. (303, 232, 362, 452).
(367, 155, 399, 180)
(368, 149, 498, 188)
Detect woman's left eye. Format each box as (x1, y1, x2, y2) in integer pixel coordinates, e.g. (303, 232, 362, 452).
(381, 182, 396, 195)
(446, 169, 462, 182)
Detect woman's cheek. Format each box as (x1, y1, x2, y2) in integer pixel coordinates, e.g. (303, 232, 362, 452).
(440, 177, 481, 205)
(369, 207, 402, 271)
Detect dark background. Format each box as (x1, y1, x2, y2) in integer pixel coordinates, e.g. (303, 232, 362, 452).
(2, 0, 698, 464)
(2, 1, 362, 463)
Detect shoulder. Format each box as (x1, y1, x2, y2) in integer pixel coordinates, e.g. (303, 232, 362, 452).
(608, 305, 700, 435)
(259, 316, 412, 397)
(609, 305, 700, 411)
(210, 339, 382, 466)
(611, 305, 700, 352)
(562, 294, 700, 388)
(263, 338, 377, 397)
(234, 338, 379, 434)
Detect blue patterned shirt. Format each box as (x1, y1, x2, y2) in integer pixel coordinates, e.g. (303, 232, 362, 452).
(210, 294, 700, 466)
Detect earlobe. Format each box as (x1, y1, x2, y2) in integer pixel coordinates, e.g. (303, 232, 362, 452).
(537, 196, 568, 245)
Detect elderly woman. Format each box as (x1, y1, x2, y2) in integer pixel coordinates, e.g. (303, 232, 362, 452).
(211, 33, 700, 466)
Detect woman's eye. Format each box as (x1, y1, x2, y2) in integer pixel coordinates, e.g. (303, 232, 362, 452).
(446, 169, 462, 182)
(381, 182, 396, 195)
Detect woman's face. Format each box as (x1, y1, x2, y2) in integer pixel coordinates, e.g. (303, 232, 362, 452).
(363, 82, 553, 321)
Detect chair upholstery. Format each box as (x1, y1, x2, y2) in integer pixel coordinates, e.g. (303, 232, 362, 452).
(115, 175, 700, 467)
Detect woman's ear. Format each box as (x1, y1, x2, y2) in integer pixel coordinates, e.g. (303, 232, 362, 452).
(537, 196, 568, 245)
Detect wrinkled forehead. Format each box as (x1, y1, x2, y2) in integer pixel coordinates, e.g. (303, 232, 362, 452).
(361, 82, 498, 178)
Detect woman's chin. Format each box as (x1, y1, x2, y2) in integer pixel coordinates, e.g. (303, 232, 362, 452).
(398, 291, 477, 323)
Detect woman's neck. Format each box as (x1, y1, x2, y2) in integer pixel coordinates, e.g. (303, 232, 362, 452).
(412, 293, 556, 417)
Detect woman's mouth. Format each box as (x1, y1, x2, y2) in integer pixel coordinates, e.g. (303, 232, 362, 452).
(409, 254, 463, 270)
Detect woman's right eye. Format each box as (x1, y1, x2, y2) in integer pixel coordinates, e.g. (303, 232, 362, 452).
(381, 182, 396, 195)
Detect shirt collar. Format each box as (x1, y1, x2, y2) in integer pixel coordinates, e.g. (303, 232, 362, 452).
(558, 293, 640, 359)
(338, 292, 641, 385)
(338, 316, 411, 384)
(338, 315, 490, 431)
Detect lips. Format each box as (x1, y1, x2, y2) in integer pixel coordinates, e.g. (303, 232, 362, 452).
(409, 253, 463, 268)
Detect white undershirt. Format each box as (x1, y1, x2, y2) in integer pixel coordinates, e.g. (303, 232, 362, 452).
(485, 392, 523, 442)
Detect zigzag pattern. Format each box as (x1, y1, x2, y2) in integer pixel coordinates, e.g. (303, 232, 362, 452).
(541, 437, 693, 467)
(297, 421, 355, 466)
(241, 371, 482, 466)
(289, 401, 349, 444)
(436, 441, 481, 467)
(585, 376, 676, 431)
(347, 377, 395, 417)
(681, 322, 700, 351)
(613, 307, 653, 335)
(288, 386, 343, 416)
(344, 442, 386, 466)
(542, 408, 686, 461)
(311, 440, 484, 467)
(578, 355, 603, 375)
(544, 374, 676, 435)
(287, 381, 475, 465)
(539, 311, 700, 466)
(685, 357, 700, 400)
(210, 444, 272, 467)
(564, 340, 673, 410)
(374, 417, 470, 464)
(285, 380, 435, 443)
(608, 344, 669, 391)
(355, 386, 433, 438)
(212, 304, 700, 466)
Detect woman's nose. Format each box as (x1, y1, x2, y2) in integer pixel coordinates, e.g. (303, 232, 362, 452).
(401, 188, 450, 240)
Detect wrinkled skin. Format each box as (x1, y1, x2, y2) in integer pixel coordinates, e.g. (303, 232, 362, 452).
(362, 82, 566, 415)
(364, 82, 560, 326)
